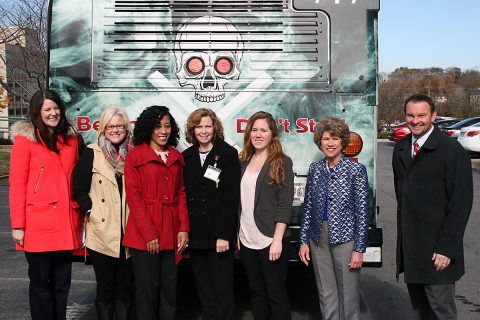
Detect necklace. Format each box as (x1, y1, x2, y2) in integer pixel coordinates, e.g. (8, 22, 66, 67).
(157, 150, 169, 163)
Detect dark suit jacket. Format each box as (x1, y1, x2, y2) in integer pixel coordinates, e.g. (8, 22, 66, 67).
(183, 139, 240, 249)
(239, 155, 294, 238)
(392, 126, 473, 284)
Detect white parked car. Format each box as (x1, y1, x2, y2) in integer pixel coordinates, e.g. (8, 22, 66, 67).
(458, 123, 480, 154)
(442, 116, 480, 139)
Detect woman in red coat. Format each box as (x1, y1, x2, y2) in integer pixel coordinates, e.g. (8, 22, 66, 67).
(123, 105, 189, 320)
(9, 89, 83, 320)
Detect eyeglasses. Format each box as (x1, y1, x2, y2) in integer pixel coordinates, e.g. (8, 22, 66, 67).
(105, 124, 126, 131)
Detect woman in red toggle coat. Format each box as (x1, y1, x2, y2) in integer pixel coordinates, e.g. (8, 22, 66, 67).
(123, 105, 189, 320)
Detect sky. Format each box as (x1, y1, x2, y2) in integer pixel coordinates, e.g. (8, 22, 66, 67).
(379, 0, 480, 73)
(2, 0, 478, 74)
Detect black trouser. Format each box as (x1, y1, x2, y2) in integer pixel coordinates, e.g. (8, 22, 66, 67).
(24, 251, 72, 320)
(190, 248, 235, 320)
(130, 249, 177, 320)
(240, 241, 291, 320)
(88, 248, 133, 306)
(407, 283, 457, 320)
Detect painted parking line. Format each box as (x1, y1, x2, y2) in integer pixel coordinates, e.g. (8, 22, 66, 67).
(67, 303, 93, 320)
(0, 277, 95, 284)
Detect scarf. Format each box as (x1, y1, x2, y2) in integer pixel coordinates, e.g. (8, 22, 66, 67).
(98, 133, 134, 175)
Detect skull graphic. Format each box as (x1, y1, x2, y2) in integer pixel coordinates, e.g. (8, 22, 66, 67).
(174, 16, 243, 103)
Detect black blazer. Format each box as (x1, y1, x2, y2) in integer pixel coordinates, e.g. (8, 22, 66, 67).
(183, 139, 241, 249)
(239, 155, 294, 238)
(392, 126, 473, 284)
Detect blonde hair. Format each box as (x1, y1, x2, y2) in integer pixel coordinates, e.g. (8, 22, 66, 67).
(185, 108, 224, 144)
(239, 111, 286, 186)
(98, 105, 133, 136)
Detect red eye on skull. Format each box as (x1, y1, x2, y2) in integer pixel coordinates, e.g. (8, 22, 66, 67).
(186, 57, 204, 75)
(215, 58, 233, 75)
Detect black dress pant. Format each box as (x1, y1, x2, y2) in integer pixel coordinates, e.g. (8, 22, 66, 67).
(407, 283, 457, 320)
(88, 248, 133, 306)
(190, 248, 234, 320)
(240, 241, 291, 320)
(130, 249, 177, 320)
(24, 251, 72, 320)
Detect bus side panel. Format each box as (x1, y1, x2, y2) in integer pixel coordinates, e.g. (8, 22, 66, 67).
(48, 0, 381, 264)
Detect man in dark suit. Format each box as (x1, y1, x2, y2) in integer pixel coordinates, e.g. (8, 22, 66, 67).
(392, 94, 473, 320)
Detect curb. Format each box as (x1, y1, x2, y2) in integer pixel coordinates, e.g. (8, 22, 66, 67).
(0, 175, 8, 180)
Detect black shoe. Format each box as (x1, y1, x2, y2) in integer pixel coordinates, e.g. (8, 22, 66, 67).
(95, 301, 114, 320)
(114, 300, 132, 320)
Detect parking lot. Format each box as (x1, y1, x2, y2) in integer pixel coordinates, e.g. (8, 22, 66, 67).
(0, 141, 479, 319)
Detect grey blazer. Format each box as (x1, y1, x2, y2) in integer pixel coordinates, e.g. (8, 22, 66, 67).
(239, 155, 294, 238)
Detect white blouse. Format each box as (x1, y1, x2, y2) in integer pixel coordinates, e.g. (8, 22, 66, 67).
(239, 169, 273, 250)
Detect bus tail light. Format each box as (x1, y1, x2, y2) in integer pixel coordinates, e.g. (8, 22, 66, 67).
(343, 132, 363, 157)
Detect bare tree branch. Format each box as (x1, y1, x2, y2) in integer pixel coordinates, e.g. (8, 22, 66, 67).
(0, 0, 48, 108)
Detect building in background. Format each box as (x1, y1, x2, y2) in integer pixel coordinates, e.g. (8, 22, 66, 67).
(0, 27, 38, 139)
(470, 88, 480, 111)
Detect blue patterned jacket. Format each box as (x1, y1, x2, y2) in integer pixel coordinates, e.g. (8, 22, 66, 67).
(299, 156, 369, 252)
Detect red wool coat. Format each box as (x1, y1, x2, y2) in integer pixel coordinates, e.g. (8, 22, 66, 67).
(9, 121, 83, 252)
(123, 143, 189, 264)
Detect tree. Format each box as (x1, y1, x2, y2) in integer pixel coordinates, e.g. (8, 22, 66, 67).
(0, 0, 48, 103)
(0, 75, 10, 110)
(378, 67, 480, 124)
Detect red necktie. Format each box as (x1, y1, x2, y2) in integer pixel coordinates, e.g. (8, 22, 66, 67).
(412, 141, 419, 158)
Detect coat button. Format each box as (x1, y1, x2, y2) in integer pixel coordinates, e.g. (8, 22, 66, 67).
(102, 199, 105, 202)
(164, 195, 169, 200)
(202, 210, 207, 215)
(102, 218, 105, 222)
(99, 180, 102, 184)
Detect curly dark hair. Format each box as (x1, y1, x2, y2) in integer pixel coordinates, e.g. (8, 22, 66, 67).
(133, 106, 180, 147)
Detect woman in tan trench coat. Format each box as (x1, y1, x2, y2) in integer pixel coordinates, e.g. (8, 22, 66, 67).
(73, 106, 134, 319)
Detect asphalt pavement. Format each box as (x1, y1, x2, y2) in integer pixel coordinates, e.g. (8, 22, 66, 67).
(0, 142, 479, 319)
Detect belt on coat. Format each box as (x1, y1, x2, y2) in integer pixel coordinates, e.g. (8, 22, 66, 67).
(143, 198, 179, 250)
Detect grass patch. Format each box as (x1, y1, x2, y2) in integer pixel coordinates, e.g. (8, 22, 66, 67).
(377, 131, 389, 139)
(0, 138, 12, 145)
(0, 151, 10, 176)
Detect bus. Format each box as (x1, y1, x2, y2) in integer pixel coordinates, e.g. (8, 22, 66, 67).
(48, 0, 382, 266)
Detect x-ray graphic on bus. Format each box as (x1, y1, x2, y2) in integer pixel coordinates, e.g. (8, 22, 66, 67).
(48, 0, 382, 264)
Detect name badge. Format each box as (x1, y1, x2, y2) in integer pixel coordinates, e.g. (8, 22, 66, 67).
(204, 165, 221, 182)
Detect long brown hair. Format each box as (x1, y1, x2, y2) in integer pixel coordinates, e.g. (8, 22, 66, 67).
(29, 89, 73, 153)
(239, 111, 286, 186)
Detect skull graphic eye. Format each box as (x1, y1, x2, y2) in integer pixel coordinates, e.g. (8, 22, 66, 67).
(215, 57, 233, 75)
(186, 57, 205, 75)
